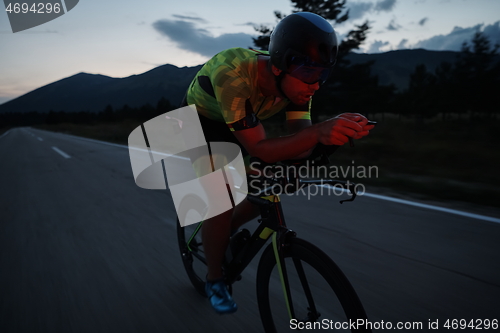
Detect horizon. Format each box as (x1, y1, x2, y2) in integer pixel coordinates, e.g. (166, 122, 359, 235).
(1, 0, 499, 105)
(0, 47, 468, 107)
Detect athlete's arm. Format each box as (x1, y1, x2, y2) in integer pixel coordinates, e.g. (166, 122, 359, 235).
(285, 118, 314, 159)
(232, 114, 369, 163)
(286, 118, 312, 134)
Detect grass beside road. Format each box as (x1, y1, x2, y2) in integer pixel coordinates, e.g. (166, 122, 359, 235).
(338, 119, 499, 211)
(29, 116, 500, 212)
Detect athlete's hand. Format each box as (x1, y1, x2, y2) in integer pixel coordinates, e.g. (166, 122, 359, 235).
(338, 113, 375, 139)
(317, 113, 374, 145)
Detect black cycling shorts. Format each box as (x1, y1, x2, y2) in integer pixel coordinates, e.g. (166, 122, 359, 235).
(180, 94, 249, 158)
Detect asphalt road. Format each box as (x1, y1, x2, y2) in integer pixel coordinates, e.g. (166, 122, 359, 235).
(1, 127, 499, 333)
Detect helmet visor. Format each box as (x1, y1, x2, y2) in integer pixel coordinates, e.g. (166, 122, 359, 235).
(287, 57, 333, 85)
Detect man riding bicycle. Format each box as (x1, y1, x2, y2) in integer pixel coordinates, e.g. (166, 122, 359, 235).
(181, 12, 375, 314)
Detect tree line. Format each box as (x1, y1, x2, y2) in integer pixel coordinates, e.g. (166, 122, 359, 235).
(395, 31, 500, 121)
(253, 0, 500, 122)
(0, 97, 175, 128)
(1, 0, 499, 130)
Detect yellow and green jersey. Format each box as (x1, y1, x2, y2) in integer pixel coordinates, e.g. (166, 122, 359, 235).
(186, 47, 311, 131)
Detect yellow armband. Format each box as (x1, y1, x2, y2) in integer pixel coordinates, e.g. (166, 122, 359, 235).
(286, 111, 311, 120)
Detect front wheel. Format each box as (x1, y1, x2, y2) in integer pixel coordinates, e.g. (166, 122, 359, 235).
(256, 237, 371, 332)
(176, 195, 208, 297)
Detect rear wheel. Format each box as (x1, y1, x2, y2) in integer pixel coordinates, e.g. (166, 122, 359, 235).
(256, 237, 371, 332)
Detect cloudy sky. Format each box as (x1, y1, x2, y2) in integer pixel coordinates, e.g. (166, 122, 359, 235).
(1, 0, 499, 105)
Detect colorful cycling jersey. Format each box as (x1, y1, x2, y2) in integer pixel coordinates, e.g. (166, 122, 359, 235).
(186, 47, 311, 131)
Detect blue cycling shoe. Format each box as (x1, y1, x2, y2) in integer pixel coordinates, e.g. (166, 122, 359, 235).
(205, 278, 238, 314)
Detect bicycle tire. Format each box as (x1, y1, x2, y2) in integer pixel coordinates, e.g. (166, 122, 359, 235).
(176, 195, 208, 297)
(256, 237, 371, 332)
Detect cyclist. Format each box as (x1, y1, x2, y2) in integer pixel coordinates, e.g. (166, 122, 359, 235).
(181, 12, 375, 314)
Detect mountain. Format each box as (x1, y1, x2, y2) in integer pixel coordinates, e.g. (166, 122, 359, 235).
(0, 49, 460, 114)
(0, 64, 202, 114)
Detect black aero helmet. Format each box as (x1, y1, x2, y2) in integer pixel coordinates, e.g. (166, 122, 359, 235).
(269, 12, 338, 84)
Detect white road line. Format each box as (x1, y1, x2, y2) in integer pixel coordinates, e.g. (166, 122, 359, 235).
(51, 131, 189, 159)
(52, 146, 71, 159)
(37, 137, 44, 141)
(361, 192, 500, 224)
(44, 130, 500, 224)
(320, 185, 500, 224)
(56, 133, 129, 149)
(0, 130, 11, 139)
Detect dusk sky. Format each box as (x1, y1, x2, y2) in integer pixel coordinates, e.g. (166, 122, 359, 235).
(1, 0, 499, 105)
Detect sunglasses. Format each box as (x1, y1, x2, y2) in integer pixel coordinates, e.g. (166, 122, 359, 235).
(287, 56, 333, 85)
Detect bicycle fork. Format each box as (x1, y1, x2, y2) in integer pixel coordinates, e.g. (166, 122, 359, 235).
(272, 229, 321, 323)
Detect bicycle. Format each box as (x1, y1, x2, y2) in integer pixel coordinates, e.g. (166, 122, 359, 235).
(176, 144, 372, 332)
